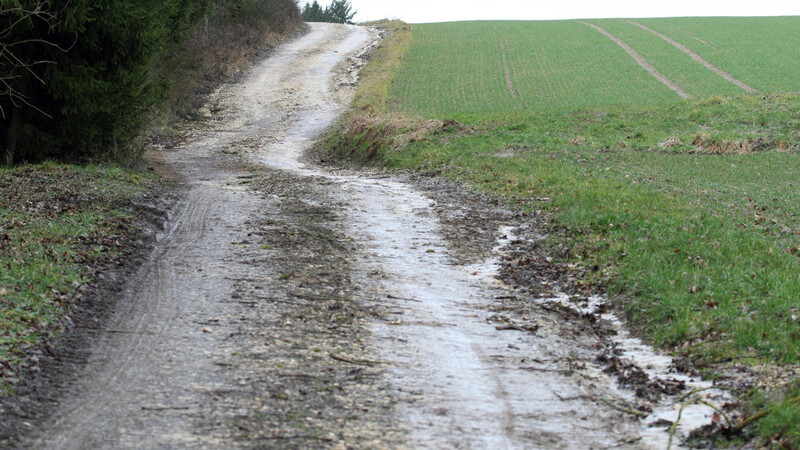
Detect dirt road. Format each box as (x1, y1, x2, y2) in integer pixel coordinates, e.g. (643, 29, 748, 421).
(21, 23, 722, 448)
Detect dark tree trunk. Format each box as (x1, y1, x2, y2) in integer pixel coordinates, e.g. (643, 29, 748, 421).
(4, 107, 21, 166)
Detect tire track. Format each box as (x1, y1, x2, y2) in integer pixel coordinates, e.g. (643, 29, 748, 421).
(29, 182, 252, 448)
(499, 40, 517, 100)
(23, 24, 385, 449)
(628, 21, 758, 94)
(581, 21, 694, 100)
(43, 195, 209, 442)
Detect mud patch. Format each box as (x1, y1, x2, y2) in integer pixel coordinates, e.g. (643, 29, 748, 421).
(209, 167, 404, 446)
(407, 172, 516, 265)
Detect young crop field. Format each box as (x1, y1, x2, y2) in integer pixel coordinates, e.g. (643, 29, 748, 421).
(389, 20, 679, 115)
(634, 16, 800, 94)
(337, 17, 800, 445)
(390, 17, 800, 116)
(589, 19, 748, 98)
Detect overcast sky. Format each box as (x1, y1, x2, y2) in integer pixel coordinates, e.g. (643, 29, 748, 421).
(338, 0, 800, 23)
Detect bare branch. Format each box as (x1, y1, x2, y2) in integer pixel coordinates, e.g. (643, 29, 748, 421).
(0, 0, 66, 119)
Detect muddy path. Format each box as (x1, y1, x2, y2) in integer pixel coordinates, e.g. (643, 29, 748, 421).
(18, 23, 725, 448)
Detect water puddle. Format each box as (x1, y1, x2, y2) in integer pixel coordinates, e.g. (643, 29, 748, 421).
(536, 292, 731, 447)
(483, 228, 732, 448)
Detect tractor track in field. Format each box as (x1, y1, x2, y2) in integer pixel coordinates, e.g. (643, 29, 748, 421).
(499, 41, 518, 100)
(6, 22, 729, 449)
(582, 22, 695, 100)
(627, 21, 758, 94)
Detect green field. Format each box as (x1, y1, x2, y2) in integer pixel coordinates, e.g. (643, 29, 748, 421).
(335, 17, 800, 444)
(633, 17, 800, 93)
(590, 19, 747, 98)
(389, 21, 676, 114)
(390, 18, 800, 116)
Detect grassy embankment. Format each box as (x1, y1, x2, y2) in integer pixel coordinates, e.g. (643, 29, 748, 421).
(329, 18, 800, 444)
(0, 1, 304, 392)
(0, 164, 159, 393)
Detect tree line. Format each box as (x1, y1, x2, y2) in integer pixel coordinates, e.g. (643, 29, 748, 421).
(0, 0, 301, 165)
(300, 0, 355, 24)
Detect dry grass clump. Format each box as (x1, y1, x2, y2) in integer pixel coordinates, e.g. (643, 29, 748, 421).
(350, 20, 411, 115)
(341, 116, 463, 160)
(568, 136, 586, 146)
(658, 136, 683, 150)
(692, 132, 754, 154)
(325, 20, 465, 162)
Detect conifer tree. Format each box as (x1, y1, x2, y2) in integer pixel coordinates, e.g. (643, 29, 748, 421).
(301, 1, 325, 22)
(0, 0, 211, 163)
(0, 0, 302, 164)
(324, 0, 355, 24)
(301, 0, 355, 24)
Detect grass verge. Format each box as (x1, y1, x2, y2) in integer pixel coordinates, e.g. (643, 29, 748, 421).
(326, 21, 800, 446)
(0, 163, 163, 394)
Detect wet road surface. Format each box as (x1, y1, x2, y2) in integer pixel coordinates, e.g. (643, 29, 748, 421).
(24, 23, 723, 449)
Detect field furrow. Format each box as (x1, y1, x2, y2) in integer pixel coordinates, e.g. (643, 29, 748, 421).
(590, 19, 749, 98)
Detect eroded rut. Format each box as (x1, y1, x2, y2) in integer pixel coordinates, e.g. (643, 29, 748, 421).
(22, 23, 722, 449)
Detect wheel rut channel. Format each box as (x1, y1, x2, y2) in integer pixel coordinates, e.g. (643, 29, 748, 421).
(23, 23, 722, 448)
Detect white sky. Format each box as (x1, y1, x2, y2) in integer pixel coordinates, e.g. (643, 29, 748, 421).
(337, 0, 800, 24)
